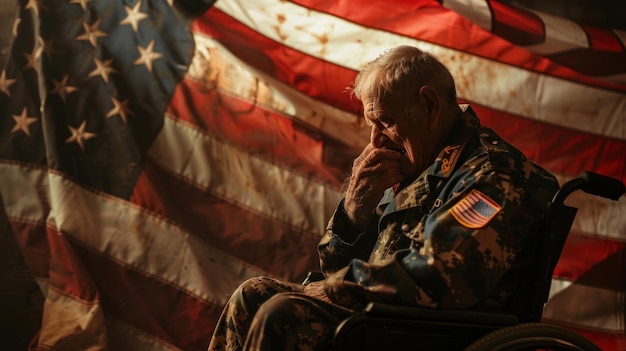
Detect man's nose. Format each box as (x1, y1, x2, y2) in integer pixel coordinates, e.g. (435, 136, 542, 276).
(370, 123, 387, 148)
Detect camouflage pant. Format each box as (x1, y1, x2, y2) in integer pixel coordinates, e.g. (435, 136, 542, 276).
(207, 276, 352, 351)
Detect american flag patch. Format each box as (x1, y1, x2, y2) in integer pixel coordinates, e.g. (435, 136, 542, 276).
(450, 189, 501, 229)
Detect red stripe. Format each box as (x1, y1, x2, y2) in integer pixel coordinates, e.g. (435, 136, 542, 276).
(46, 226, 100, 303)
(192, 10, 361, 114)
(10, 218, 220, 350)
(192, 7, 626, 161)
(166, 78, 357, 188)
(11, 220, 50, 279)
(129, 161, 322, 283)
(554, 231, 625, 286)
(582, 24, 625, 52)
(285, 0, 625, 92)
(468, 103, 626, 184)
(174, 51, 626, 188)
(65, 236, 220, 351)
(490, 0, 545, 46)
(545, 48, 626, 76)
(195, 6, 624, 120)
(547, 324, 626, 351)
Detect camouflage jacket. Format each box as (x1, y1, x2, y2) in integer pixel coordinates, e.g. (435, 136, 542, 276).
(318, 105, 559, 315)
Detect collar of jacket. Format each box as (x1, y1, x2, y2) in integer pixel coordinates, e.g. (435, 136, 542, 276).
(386, 105, 480, 213)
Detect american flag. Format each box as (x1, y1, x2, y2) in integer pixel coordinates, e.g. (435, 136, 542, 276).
(450, 189, 501, 229)
(0, 0, 624, 350)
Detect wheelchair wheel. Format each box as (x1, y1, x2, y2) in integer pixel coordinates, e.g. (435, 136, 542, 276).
(464, 323, 601, 351)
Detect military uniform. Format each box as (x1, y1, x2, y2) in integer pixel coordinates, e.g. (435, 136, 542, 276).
(207, 105, 559, 351)
(319, 105, 559, 315)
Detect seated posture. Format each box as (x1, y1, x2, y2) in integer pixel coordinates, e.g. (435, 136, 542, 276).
(207, 45, 559, 351)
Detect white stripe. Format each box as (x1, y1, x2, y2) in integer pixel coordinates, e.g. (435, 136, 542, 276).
(569, 192, 626, 241)
(214, 0, 626, 141)
(442, 0, 493, 32)
(544, 278, 624, 332)
(188, 34, 371, 149)
(108, 318, 182, 351)
(148, 115, 343, 235)
(39, 289, 107, 350)
(0, 163, 266, 305)
(548, 277, 573, 301)
(554, 173, 626, 241)
(524, 9, 589, 54)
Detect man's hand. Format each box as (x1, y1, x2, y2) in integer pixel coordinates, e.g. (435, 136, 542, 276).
(344, 144, 404, 231)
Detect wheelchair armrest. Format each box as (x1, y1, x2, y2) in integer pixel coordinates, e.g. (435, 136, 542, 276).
(363, 302, 519, 327)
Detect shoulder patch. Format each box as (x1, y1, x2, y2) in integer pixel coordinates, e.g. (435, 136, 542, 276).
(450, 189, 501, 229)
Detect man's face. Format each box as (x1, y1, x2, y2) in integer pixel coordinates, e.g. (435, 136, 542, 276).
(365, 98, 429, 180)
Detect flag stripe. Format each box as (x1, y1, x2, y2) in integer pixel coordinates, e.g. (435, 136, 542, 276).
(584, 25, 625, 52)
(108, 318, 182, 351)
(10, 220, 50, 279)
(130, 160, 322, 282)
(525, 9, 589, 54)
(167, 78, 355, 187)
(185, 34, 369, 150)
(563, 327, 626, 351)
(543, 281, 624, 332)
(186, 34, 626, 186)
(9, 219, 222, 350)
(39, 289, 106, 350)
(442, 0, 494, 32)
(147, 115, 342, 236)
(199, 5, 626, 141)
(470, 104, 626, 183)
(554, 232, 625, 284)
(490, 0, 545, 46)
(0, 164, 266, 305)
(441, 0, 626, 81)
(68, 238, 219, 351)
(285, 0, 626, 90)
(563, 183, 626, 240)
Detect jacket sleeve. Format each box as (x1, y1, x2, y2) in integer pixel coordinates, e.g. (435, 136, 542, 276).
(317, 199, 380, 275)
(322, 169, 557, 311)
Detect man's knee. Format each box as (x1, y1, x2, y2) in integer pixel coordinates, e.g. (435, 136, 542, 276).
(256, 293, 328, 324)
(257, 293, 300, 318)
(245, 293, 339, 350)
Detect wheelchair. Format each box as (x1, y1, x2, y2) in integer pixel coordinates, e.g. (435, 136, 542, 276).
(303, 171, 625, 350)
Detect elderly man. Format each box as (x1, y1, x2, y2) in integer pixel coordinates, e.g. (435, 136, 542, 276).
(207, 45, 559, 351)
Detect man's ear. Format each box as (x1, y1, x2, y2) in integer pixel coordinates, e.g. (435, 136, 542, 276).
(419, 85, 440, 130)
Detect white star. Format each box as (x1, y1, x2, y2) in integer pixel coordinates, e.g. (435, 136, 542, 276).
(39, 36, 54, 59)
(120, 1, 148, 33)
(65, 120, 96, 150)
(106, 96, 133, 123)
(76, 19, 108, 47)
(69, 0, 92, 10)
(50, 76, 77, 102)
(11, 108, 38, 136)
(88, 57, 116, 83)
(24, 45, 41, 71)
(134, 40, 163, 73)
(0, 70, 16, 97)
